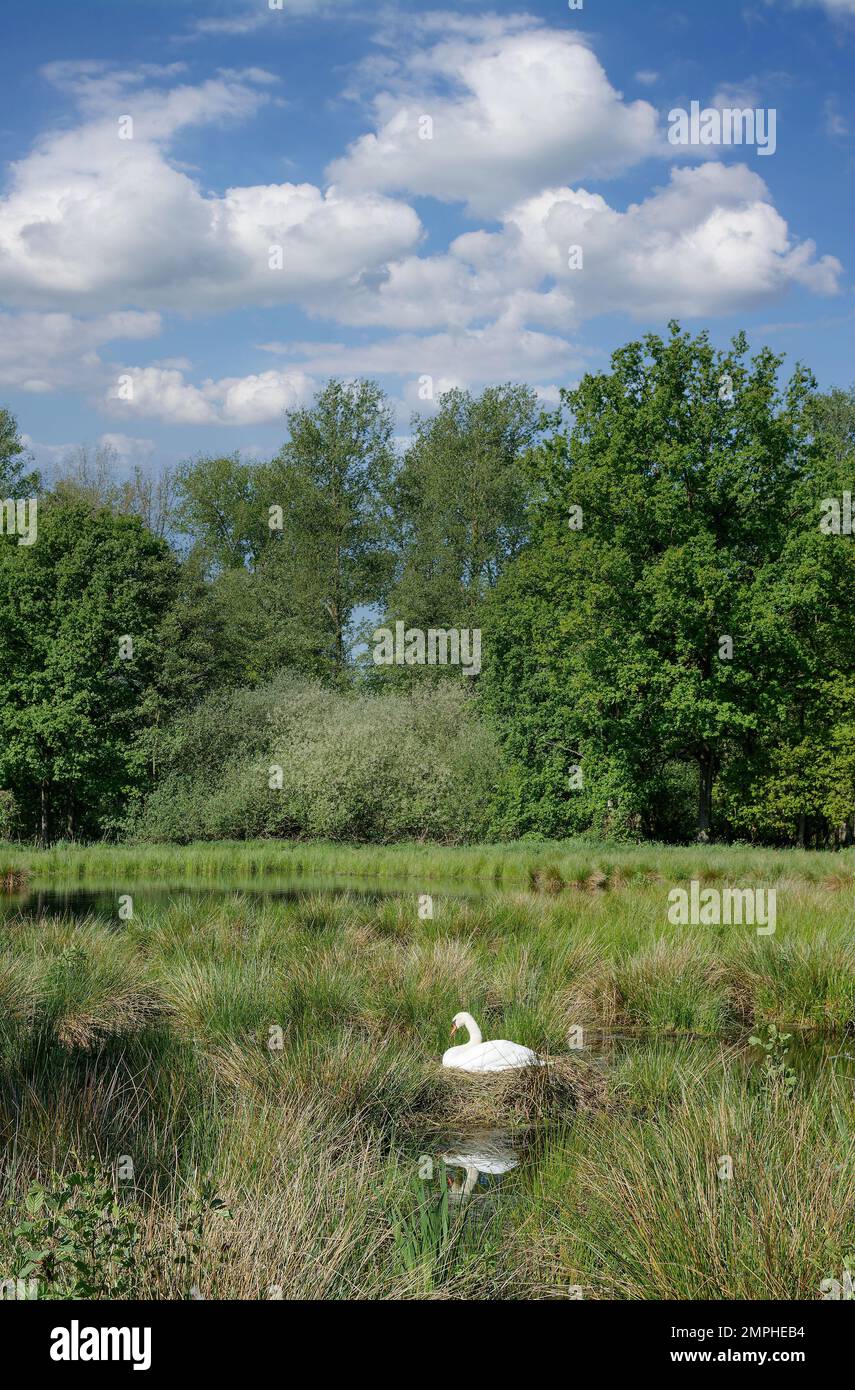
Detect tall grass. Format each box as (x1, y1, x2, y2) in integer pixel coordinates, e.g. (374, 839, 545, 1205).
(0, 888, 851, 1299)
(5, 836, 855, 888)
(512, 1051, 853, 1299)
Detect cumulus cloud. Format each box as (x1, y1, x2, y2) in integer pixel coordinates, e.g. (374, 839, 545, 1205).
(259, 319, 586, 403)
(0, 26, 844, 433)
(0, 64, 422, 313)
(319, 163, 841, 331)
(104, 365, 317, 426)
(105, 316, 583, 427)
(328, 22, 661, 216)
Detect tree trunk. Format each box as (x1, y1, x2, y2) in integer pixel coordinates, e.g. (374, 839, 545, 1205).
(697, 751, 713, 842)
(40, 781, 49, 845)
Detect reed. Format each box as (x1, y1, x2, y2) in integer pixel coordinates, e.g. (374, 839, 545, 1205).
(4, 837, 854, 889)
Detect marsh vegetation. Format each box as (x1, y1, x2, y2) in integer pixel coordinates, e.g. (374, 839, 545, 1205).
(0, 858, 851, 1299)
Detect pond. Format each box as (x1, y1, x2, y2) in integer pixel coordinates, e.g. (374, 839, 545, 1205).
(0, 876, 500, 927)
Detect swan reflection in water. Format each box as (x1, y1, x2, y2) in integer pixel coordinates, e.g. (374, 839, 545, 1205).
(437, 1131, 519, 1202)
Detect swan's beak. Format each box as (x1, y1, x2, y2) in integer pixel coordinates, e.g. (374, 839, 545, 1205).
(449, 1024, 457, 1037)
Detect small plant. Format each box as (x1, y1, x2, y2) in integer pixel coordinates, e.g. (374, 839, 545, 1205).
(748, 1024, 797, 1091)
(8, 1164, 231, 1300)
(10, 1162, 140, 1299)
(172, 1175, 231, 1297)
(392, 1164, 451, 1285)
(390, 1162, 494, 1292)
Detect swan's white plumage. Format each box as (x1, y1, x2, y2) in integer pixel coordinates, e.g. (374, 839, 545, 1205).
(441, 1011, 542, 1073)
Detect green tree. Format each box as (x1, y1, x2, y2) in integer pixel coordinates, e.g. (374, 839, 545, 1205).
(0, 406, 38, 495)
(384, 385, 539, 633)
(716, 385, 855, 844)
(484, 324, 842, 843)
(174, 451, 268, 573)
(267, 378, 397, 681)
(0, 497, 222, 840)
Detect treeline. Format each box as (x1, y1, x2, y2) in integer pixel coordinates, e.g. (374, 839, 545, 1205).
(0, 323, 852, 846)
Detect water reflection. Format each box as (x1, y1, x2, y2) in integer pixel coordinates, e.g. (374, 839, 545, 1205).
(0, 876, 501, 927)
(577, 1027, 854, 1080)
(436, 1129, 520, 1202)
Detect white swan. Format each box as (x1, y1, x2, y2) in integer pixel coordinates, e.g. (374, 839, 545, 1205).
(441, 1011, 543, 1073)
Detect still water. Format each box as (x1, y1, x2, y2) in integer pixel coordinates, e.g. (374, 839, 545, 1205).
(0, 876, 497, 926)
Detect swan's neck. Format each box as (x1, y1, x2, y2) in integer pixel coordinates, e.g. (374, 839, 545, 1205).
(459, 1013, 482, 1045)
(462, 1166, 480, 1196)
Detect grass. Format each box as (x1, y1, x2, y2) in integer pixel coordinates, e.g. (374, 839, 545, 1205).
(4, 835, 855, 889)
(512, 1053, 853, 1299)
(0, 882, 851, 1299)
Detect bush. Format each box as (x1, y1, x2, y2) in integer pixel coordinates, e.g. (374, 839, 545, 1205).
(131, 675, 504, 844)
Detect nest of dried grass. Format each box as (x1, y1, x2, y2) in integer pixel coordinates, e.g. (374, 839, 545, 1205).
(432, 1055, 607, 1128)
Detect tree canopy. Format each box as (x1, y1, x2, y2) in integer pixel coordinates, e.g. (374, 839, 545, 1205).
(0, 343, 852, 846)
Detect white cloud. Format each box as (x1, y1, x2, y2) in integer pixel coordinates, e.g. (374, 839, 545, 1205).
(0, 310, 161, 391)
(187, 1, 354, 37)
(259, 318, 585, 400)
(105, 365, 317, 425)
(315, 163, 841, 332)
(0, 30, 843, 432)
(0, 65, 422, 313)
(328, 23, 661, 216)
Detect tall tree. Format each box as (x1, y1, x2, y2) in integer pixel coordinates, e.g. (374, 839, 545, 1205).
(267, 378, 397, 681)
(0, 497, 226, 840)
(484, 324, 841, 843)
(385, 384, 539, 632)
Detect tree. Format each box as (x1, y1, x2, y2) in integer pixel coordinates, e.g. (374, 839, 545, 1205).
(0, 497, 224, 840)
(48, 442, 179, 538)
(484, 324, 843, 843)
(384, 385, 539, 634)
(174, 452, 267, 572)
(267, 378, 397, 682)
(715, 385, 855, 845)
(0, 407, 38, 495)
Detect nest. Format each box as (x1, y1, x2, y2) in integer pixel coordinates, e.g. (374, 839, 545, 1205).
(434, 1055, 607, 1128)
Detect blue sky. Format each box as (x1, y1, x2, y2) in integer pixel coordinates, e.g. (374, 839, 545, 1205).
(1, 0, 853, 479)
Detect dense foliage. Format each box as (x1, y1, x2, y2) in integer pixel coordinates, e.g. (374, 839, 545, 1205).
(483, 326, 855, 846)
(0, 330, 852, 845)
(0, 499, 229, 839)
(131, 675, 501, 844)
